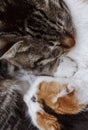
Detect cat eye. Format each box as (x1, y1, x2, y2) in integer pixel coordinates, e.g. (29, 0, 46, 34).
(49, 41, 61, 47)
(63, 28, 66, 33)
(48, 41, 54, 46)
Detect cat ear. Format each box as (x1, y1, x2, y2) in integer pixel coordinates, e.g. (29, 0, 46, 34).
(0, 34, 18, 56)
(0, 35, 23, 79)
(2, 40, 23, 60)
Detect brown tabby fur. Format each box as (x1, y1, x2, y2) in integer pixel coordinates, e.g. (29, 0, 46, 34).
(0, 0, 75, 76)
(0, 0, 76, 130)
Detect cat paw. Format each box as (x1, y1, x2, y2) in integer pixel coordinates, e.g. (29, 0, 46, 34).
(24, 94, 60, 130)
(36, 111, 60, 130)
(36, 81, 84, 114)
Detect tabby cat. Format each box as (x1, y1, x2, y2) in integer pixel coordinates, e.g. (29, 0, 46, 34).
(0, 0, 75, 76)
(24, 0, 88, 130)
(0, 0, 76, 130)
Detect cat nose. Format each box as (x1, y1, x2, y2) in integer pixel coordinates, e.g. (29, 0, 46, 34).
(63, 36, 75, 48)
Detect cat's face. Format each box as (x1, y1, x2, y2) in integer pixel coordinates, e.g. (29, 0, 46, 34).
(0, 0, 75, 47)
(25, 0, 75, 47)
(0, 0, 75, 76)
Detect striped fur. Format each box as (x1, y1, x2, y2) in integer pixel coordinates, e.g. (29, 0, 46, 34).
(0, 78, 38, 130)
(0, 0, 75, 130)
(24, 0, 88, 130)
(0, 0, 75, 77)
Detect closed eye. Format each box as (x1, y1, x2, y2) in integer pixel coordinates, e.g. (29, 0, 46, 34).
(48, 41, 54, 46)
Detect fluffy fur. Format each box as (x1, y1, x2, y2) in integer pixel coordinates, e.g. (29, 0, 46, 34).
(24, 0, 88, 130)
(0, 0, 88, 130)
(0, 0, 75, 76)
(0, 0, 75, 130)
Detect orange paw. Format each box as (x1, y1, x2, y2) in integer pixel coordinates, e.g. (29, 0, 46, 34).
(54, 90, 84, 114)
(36, 81, 84, 114)
(37, 112, 60, 130)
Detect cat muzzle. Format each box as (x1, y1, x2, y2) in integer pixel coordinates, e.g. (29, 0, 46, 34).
(63, 35, 75, 48)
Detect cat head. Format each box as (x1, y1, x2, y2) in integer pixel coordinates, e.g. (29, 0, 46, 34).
(30, 0, 75, 44)
(0, 0, 75, 47)
(0, 0, 76, 77)
(27, 0, 75, 47)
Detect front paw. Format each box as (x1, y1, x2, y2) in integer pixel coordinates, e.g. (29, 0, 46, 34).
(37, 111, 60, 130)
(36, 81, 84, 114)
(24, 93, 60, 130)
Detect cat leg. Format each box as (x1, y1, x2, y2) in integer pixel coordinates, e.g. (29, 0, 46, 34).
(35, 81, 85, 115)
(24, 78, 86, 130)
(24, 93, 60, 130)
(36, 109, 60, 130)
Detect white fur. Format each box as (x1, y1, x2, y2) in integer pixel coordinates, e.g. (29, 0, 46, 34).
(24, 0, 88, 129)
(59, 0, 88, 104)
(54, 56, 78, 78)
(24, 94, 43, 129)
(53, 0, 88, 105)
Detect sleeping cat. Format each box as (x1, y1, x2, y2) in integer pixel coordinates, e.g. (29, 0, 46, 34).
(0, 0, 75, 76)
(24, 0, 88, 130)
(0, 0, 75, 130)
(1, 0, 88, 130)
